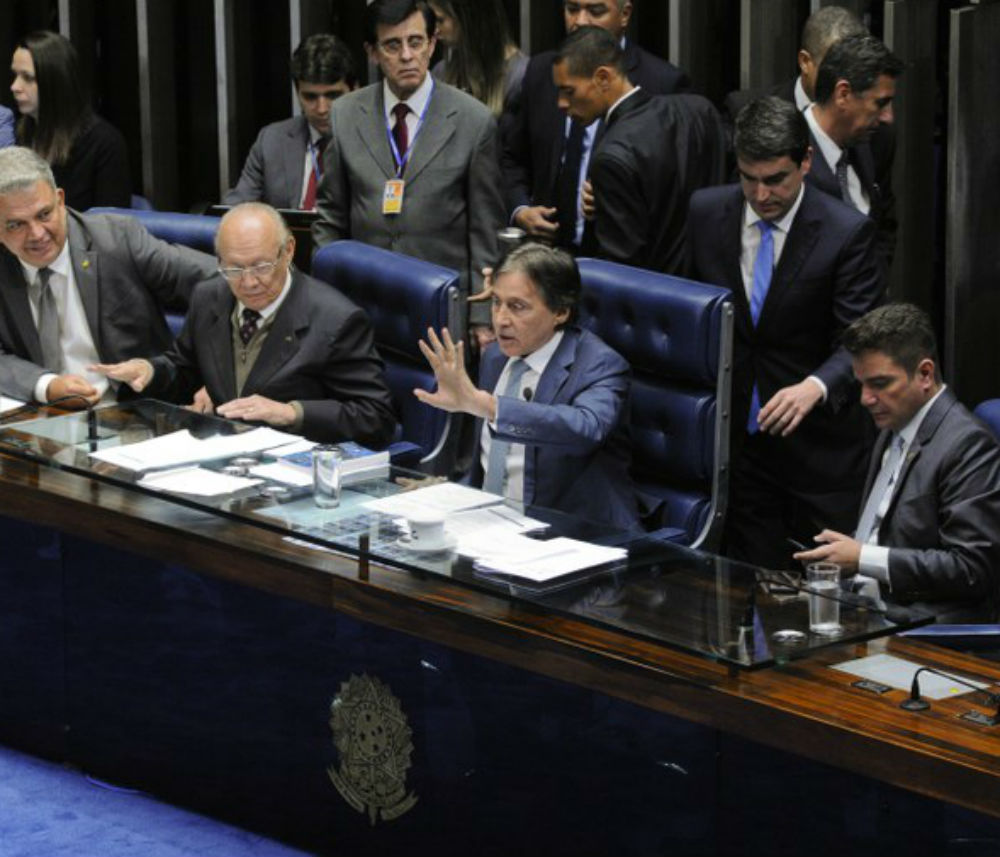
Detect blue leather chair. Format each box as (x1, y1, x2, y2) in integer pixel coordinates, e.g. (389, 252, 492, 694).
(130, 194, 155, 211)
(974, 400, 1000, 440)
(576, 259, 734, 550)
(312, 241, 462, 470)
(88, 207, 220, 336)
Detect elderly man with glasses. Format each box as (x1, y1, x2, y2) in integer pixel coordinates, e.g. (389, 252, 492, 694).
(96, 202, 396, 448)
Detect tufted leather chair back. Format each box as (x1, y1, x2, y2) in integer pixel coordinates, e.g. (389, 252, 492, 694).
(312, 241, 461, 468)
(577, 259, 733, 549)
(974, 400, 1000, 441)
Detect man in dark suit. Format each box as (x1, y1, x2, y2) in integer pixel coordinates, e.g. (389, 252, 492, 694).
(95, 203, 397, 449)
(688, 97, 883, 570)
(415, 243, 639, 529)
(553, 26, 724, 275)
(224, 34, 358, 210)
(312, 0, 504, 339)
(796, 304, 1000, 622)
(501, 0, 690, 250)
(0, 146, 215, 407)
(805, 33, 903, 272)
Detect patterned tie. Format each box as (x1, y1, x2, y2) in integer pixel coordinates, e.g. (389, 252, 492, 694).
(483, 358, 530, 496)
(747, 220, 774, 434)
(855, 433, 906, 544)
(33, 267, 62, 372)
(835, 152, 857, 210)
(391, 103, 410, 168)
(555, 121, 586, 248)
(301, 136, 329, 211)
(239, 308, 261, 346)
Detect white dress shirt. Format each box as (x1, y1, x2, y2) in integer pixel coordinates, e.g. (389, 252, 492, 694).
(805, 105, 871, 215)
(19, 242, 110, 403)
(383, 73, 435, 168)
(793, 76, 810, 112)
(480, 331, 564, 503)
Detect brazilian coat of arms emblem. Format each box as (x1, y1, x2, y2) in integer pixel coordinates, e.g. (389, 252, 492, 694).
(328, 673, 418, 825)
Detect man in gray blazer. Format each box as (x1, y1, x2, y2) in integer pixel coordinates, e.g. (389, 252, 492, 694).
(95, 203, 396, 448)
(796, 304, 1000, 622)
(224, 34, 358, 210)
(312, 0, 504, 335)
(0, 147, 215, 407)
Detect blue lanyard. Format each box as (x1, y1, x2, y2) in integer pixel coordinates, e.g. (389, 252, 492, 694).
(308, 140, 323, 182)
(385, 79, 435, 177)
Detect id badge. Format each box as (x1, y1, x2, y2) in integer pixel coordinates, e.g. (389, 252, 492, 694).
(382, 179, 405, 215)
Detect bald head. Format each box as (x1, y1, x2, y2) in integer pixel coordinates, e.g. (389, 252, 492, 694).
(798, 6, 867, 100)
(216, 203, 295, 312)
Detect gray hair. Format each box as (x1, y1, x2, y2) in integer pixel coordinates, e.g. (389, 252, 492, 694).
(216, 202, 292, 257)
(0, 146, 57, 196)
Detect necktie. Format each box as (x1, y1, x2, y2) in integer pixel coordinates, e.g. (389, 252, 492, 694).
(239, 308, 261, 346)
(747, 220, 774, 434)
(33, 267, 62, 372)
(555, 122, 586, 248)
(835, 152, 857, 210)
(855, 433, 906, 544)
(301, 136, 329, 211)
(391, 103, 410, 169)
(483, 358, 530, 496)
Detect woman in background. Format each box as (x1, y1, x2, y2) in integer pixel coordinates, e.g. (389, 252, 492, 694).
(429, 0, 527, 119)
(11, 31, 130, 209)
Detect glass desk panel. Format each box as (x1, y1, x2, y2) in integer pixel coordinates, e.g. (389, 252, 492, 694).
(0, 400, 932, 669)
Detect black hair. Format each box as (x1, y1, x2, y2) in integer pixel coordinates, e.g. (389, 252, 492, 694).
(365, 0, 436, 45)
(734, 96, 810, 166)
(495, 243, 581, 327)
(814, 33, 904, 105)
(800, 6, 866, 60)
(554, 25, 625, 79)
(842, 303, 940, 376)
(290, 33, 357, 87)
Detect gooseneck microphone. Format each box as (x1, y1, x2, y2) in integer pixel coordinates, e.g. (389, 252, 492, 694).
(522, 387, 533, 402)
(900, 666, 1000, 715)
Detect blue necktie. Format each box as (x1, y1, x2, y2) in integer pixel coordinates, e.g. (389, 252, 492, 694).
(483, 358, 529, 496)
(747, 220, 774, 433)
(855, 434, 906, 543)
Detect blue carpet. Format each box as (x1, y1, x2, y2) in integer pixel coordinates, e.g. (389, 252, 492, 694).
(0, 745, 314, 857)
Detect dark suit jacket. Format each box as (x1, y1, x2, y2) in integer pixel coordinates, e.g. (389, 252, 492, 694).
(147, 270, 397, 449)
(688, 183, 882, 489)
(865, 389, 1000, 622)
(500, 42, 690, 219)
(472, 327, 639, 530)
(224, 115, 310, 209)
(52, 114, 131, 211)
(585, 90, 726, 275)
(312, 81, 504, 327)
(0, 209, 215, 402)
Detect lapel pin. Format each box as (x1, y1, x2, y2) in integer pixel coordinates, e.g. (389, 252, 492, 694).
(81, 260, 90, 269)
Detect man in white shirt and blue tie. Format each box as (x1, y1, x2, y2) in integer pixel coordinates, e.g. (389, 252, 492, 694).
(796, 303, 1000, 622)
(415, 243, 639, 529)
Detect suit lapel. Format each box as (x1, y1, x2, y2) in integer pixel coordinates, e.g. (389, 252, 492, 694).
(533, 329, 578, 405)
(805, 130, 840, 199)
(0, 251, 42, 363)
(718, 189, 750, 334)
(205, 286, 238, 401)
(284, 117, 310, 205)
(849, 142, 879, 207)
(759, 189, 821, 329)
(67, 217, 102, 354)
(402, 85, 456, 186)
(355, 87, 396, 181)
(242, 272, 308, 393)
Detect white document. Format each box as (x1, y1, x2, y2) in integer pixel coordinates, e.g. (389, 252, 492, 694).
(471, 536, 627, 583)
(832, 653, 992, 700)
(363, 482, 502, 518)
(138, 466, 262, 498)
(446, 505, 549, 539)
(0, 396, 26, 413)
(89, 427, 302, 471)
(248, 460, 314, 488)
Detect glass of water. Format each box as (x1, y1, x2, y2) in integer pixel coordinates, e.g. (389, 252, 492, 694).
(312, 445, 343, 508)
(806, 562, 843, 636)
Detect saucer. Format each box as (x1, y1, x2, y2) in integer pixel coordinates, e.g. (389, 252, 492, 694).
(395, 533, 458, 554)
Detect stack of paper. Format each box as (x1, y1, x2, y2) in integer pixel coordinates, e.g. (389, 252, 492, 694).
(138, 466, 262, 499)
(469, 536, 627, 583)
(90, 427, 302, 471)
(362, 482, 503, 518)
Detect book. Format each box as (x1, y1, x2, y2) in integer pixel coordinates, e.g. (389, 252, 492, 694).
(277, 442, 390, 481)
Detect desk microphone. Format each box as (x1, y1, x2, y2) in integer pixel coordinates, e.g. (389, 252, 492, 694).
(522, 387, 533, 402)
(900, 666, 1000, 716)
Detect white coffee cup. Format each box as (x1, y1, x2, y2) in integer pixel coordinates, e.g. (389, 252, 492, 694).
(406, 512, 448, 550)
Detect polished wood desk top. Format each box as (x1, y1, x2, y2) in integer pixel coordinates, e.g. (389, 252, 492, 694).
(3, 450, 1000, 819)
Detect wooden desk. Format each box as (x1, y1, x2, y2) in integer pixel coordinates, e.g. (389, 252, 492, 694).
(1, 450, 999, 854)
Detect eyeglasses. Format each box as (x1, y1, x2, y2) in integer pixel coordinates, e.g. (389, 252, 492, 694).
(377, 35, 429, 56)
(218, 248, 284, 282)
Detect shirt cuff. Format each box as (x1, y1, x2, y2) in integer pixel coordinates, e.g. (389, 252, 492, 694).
(34, 373, 57, 403)
(510, 205, 527, 227)
(806, 375, 828, 403)
(858, 542, 891, 587)
(289, 400, 304, 432)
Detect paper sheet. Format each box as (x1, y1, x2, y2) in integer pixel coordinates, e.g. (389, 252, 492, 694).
(363, 482, 502, 518)
(90, 427, 302, 471)
(248, 460, 314, 487)
(138, 466, 262, 498)
(831, 653, 992, 700)
(0, 396, 26, 413)
(470, 536, 627, 583)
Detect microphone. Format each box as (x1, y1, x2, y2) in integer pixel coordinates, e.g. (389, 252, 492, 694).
(900, 666, 1000, 716)
(522, 387, 533, 402)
